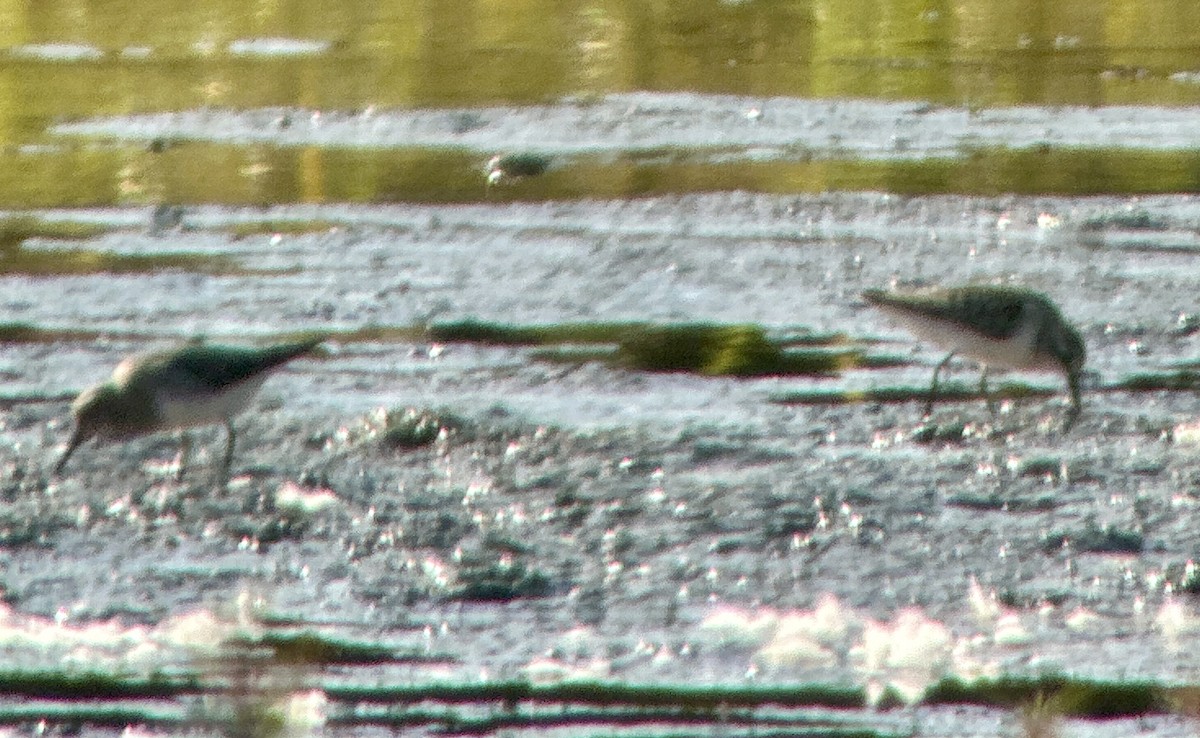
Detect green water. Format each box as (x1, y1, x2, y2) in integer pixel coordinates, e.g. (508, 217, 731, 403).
(2, 0, 1200, 207)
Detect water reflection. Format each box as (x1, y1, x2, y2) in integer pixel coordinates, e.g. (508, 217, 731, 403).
(0, 0, 1199, 206)
(4, 141, 1200, 208)
(2, 0, 1200, 111)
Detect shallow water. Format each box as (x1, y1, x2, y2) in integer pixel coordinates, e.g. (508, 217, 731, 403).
(4, 1, 1200, 207)
(5, 1, 1200, 736)
(2, 191, 1200, 737)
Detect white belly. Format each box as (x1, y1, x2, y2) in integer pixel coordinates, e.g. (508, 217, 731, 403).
(155, 377, 267, 430)
(884, 310, 1044, 371)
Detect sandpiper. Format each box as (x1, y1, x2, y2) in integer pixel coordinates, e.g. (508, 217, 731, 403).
(54, 336, 325, 483)
(862, 285, 1085, 429)
(485, 152, 551, 187)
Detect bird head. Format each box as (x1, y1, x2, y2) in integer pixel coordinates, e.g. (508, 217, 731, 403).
(54, 383, 127, 474)
(1052, 320, 1087, 432)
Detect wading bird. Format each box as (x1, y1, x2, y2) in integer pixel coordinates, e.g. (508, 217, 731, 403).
(862, 285, 1085, 430)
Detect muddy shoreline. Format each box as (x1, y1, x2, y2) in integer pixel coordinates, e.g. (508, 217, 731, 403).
(3, 94, 1200, 735)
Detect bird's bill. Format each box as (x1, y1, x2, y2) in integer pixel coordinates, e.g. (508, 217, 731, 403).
(54, 429, 84, 475)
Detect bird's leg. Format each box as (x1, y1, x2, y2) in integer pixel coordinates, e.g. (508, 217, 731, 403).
(175, 432, 191, 482)
(220, 419, 236, 488)
(924, 352, 956, 418)
(1062, 370, 1083, 433)
(979, 367, 998, 418)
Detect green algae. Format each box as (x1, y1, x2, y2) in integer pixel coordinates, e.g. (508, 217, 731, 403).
(331, 320, 874, 377)
(910, 420, 973, 444)
(923, 674, 1166, 718)
(0, 506, 89, 547)
(614, 323, 851, 376)
(1081, 209, 1169, 232)
(1163, 560, 1200, 595)
(0, 672, 1172, 716)
(1012, 455, 1067, 479)
(430, 320, 867, 376)
(225, 631, 438, 666)
(0, 324, 331, 352)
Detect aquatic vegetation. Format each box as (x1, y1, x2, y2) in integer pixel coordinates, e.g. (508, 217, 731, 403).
(452, 555, 554, 601)
(423, 319, 870, 376)
(1040, 521, 1144, 554)
(226, 631, 427, 666)
(0, 669, 1186, 734)
(924, 674, 1165, 718)
(331, 324, 425, 343)
(1011, 455, 1067, 480)
(0, 215, 108, 246)
(1115, 370, 1200, 392)
(910, 420, 973, 444)
(615, 323, 783, 375)
(944, 492, 1057, 512)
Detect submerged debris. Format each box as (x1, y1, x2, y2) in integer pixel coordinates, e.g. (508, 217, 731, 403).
(337, 407, 470, 451)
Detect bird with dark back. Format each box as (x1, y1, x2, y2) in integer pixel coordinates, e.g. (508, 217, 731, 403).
(55, 335, 326, 485)
(862, 285, 1085, 430)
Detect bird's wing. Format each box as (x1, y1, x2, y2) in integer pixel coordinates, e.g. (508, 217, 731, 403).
(168, 340, 322, 390)
(865, 288, 1028, 341)
(118, 338, 322, 398)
